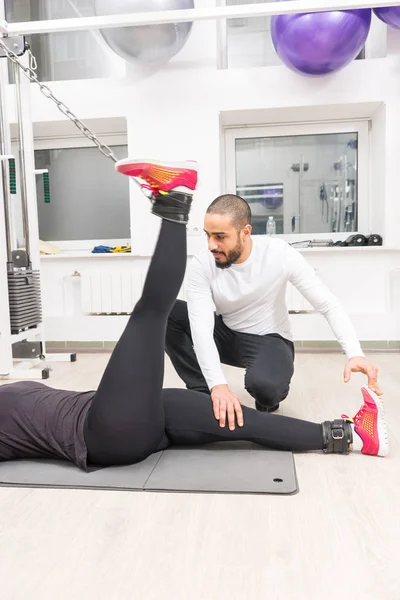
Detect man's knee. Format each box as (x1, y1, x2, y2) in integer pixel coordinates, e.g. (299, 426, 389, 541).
(168, 299, 189, 326)
(166, 300, 192, 353)
(245, 372, 290, 408)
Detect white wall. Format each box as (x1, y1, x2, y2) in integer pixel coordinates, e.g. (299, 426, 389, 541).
(5, 5, 400, 344)
(38, 247, 400, 346)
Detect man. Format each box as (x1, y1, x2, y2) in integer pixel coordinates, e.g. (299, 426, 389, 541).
(165, 194, 381, 431)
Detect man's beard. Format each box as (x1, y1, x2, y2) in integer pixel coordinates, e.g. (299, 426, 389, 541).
(213, 240, 243, 270)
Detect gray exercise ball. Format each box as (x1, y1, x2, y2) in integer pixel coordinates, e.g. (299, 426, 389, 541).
(94, 0, 194, 66)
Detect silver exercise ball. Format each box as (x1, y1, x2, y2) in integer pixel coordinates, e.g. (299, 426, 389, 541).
(94, 0, 194, 66)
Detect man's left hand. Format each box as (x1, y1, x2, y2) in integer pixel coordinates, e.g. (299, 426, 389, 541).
(344, 356, 382, 395)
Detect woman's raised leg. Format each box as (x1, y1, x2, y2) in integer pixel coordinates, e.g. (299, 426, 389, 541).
(84, 160, 198, 465)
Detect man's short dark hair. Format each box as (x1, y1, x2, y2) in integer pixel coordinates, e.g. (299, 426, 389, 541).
(206, 194, 251, 230)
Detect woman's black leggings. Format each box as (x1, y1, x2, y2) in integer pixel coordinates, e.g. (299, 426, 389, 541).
(84, 220, 324, 466)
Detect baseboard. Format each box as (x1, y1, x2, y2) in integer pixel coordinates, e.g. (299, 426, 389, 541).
(44, 341, 400, 354)
(296, 341, 400, 352)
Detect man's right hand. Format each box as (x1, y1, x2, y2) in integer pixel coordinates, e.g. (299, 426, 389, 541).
(211, 384, 244, 431)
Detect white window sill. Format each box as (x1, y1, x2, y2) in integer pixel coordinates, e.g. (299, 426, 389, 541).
(293, 246, 399, 253)
(39, 245, 400, 260)
(40, 251, 138, 259)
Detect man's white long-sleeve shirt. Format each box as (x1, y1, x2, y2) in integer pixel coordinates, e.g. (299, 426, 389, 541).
(186, 237, 364, 390)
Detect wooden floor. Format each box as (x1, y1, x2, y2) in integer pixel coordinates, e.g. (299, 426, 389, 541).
(0, 352, 399, 600)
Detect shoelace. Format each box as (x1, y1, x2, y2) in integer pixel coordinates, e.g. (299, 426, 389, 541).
(341, 413, 354, 422)
(342, 402, 379, 428)
(136, 179, 159, 199)
(140, 181, 158, 191)
(341, 407, 367, 424)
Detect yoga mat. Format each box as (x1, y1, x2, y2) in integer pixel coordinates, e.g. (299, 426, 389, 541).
(0, 443, 298, 495)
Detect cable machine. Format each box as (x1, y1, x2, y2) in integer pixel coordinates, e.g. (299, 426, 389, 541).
(0, 32, 118, 379)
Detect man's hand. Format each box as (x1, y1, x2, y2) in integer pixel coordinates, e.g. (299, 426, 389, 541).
(211, 384, 244, 430)
(344, 356, 382, 395)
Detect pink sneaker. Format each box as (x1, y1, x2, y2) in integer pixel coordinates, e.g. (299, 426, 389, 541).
(115, 159, 198, 195)
(342, 387, 389, 457)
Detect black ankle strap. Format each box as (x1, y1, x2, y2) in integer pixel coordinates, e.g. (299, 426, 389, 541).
(152, 192, 192, 209)
(322, 419, 353, 454)
(165, 191, 193, 204)
(151, 191, 193, 225)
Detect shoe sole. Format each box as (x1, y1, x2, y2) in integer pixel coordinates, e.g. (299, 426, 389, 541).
(362, 387, 389, 457)
(115, 158, 199, 174)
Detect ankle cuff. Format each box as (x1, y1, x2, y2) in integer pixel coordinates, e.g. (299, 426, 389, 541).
(151, 191, 193, 225)
(322, 419, 353, 454)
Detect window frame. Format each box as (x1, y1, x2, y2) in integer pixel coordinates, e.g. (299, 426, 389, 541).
(31, 132, 129, 250)
(224, 120, 370, 242)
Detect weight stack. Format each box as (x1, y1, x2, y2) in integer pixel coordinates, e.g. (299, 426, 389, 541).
(7, 269, 42, 334)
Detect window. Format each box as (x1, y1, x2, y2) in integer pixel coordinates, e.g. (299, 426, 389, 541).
(223, 0, 279, 69)
(5, 0, 124, 82)
(34, 145, 130, 243)
(224, 122, 369, 237)
(219, 0, 366, 70)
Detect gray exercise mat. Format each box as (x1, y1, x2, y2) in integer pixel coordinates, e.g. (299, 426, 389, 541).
(145, 444, 298, 495)
(0, 443, 298, 495)
(0, 453, 162, 491)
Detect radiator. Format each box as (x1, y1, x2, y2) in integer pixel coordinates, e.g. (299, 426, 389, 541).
(80, 270, 313, 315)
(286, 284, 315, 314)
(80, 270, 186, 315)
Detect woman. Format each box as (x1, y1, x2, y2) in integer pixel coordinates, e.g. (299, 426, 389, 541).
(0, 159, 388, 470)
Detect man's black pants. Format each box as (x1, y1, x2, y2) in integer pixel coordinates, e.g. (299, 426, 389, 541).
(165, 300, 295, 411)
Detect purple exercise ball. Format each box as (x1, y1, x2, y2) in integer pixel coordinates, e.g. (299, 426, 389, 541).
(373, 6, 400, 29)
(271, 8, 372, 76)
(260, 188, 283, 210)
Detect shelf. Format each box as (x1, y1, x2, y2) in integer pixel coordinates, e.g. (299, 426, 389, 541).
(292, 246, 399, 253)
(40, 252, 138, 259)
(38, 244, 400, 261)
